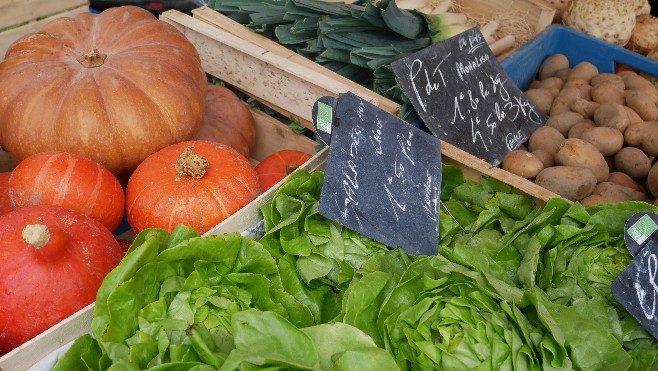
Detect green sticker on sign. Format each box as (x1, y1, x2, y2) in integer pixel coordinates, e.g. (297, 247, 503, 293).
(316, 101, 333, 134)
(627, 214, 658, 245)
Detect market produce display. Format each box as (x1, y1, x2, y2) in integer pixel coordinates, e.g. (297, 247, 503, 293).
(0, 205, 124, 355)
(52, 168, 658, 370)
(0, 6, 208, 178)
(505, 53, 658, 206)
(125, 140, 262, 235)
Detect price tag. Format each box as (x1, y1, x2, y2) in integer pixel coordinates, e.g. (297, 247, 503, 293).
(316, 92, 442, 255)
(390, 27, 547, 166)
(611, 212, 658, 340)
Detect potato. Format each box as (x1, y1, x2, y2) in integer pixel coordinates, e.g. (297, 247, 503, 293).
(527, 126, 565, 155)
(531, 149, 554, 168)
(591, 82, 626, 105)
(608, 171, 644, 192)
(539, 53, 570, 80)
(593, 103, 630, 132)
(535, 166, 597, 201)
(581, 193, 632, 207)
(563, 79, 592, 100)
(580, 126, 624, 156)
(566, 61, 599, 83)
(537, 77, 565, 91)
(623, 73, 658, 105)
(624, 121, 658, 146)
(545, 111, 584, 136)
(614, 147, 651, 179)
(525, 88, 558, 114)
(528, 80, 542, 89)
(592, 182, 648, 201)
(591, 73, 625, 90)
(570, 98, 598, 118)
(501, 150, 544, 178)
(641, 125, 658, 157)
(647, 161, 658, 197)
(568, 119, 596, 139)
(624, 106, 644, 124)
(626, 89, 658, 121)
(550, 86, 583, 116)
(554, 138, 609, 182)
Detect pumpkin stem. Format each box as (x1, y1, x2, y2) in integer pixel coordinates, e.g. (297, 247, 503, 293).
(175, 146, 209, 181)
(22, 224, 50, 249)
(77, 48, 107, 68)
(285, 163, 300, 175)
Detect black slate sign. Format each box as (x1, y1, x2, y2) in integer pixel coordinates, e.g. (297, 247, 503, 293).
(611, 212, 658, 339)
(390, 27, 547, 166)
(316, 92, 442, 256)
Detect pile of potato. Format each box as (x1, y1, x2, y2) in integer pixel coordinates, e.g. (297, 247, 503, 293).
(503, 53, 658, 206)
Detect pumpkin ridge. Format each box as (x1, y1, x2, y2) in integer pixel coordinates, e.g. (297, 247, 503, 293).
(96, 66, 174, 141)
(0, 70, 72, 151)
(199, 181, 229, 219)
(80, 164, 104, 217)
(52, 155, 76, 206)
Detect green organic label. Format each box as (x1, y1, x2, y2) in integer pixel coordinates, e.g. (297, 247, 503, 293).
(316, 101, 333, 134)
(628, 214, 658, 245)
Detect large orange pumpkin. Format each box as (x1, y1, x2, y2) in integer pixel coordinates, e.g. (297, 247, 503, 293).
(0, 204, 123, 355)
(8, 151, 125, 232)
(0, 6, 207, 177)
(195, 85, 256, 158)
(125, 140, 261, 235)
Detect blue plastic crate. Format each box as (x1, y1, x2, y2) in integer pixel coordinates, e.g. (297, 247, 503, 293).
(501, 24, 658, 91)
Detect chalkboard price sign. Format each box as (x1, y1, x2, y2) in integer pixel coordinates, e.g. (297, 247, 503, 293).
(317, 92, 442, 256)
(390, 27, 547, 166)
(612, 212, 658, 339)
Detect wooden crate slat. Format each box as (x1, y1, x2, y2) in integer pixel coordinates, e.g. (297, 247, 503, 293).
(0, 4, 88, 59)
(0, 0, 87, 30)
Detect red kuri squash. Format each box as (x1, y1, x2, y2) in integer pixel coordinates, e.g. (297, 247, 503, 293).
(126, 140, 261, 235)
(0, 6, 207, 177)
(8, 151, 125, 232)
(194, 85, 256, 158)
(0, 204, 124, 355)
(0, 172, 11, 216)
(255, 149, 313, 191)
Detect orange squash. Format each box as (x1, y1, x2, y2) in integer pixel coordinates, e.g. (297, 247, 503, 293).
(195, 85, 256, 158)
(0, 6, 207, 177)
(255, 149, 313, 191)
(0, 204, 123, 355)
(0, 172, 11, 216)
(9, 151, 125, 232)
(126, 140, 261, 234)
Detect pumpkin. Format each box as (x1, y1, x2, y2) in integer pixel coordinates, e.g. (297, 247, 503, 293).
(0, 6, 207, 177)
(255, 149, 313, 191)
(194, 85, 256, 158)
(9, 151, 125, 232)
(0, 204, 124, 355)
(126, 140, 261, 235)
(0, 172, 11, 215)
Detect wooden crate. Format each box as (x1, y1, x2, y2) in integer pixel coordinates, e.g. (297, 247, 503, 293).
(0, 0, 89, 59)
(160, 9, 559, 205)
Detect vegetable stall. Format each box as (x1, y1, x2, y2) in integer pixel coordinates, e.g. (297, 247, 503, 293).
(3, 0, 658, 370)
